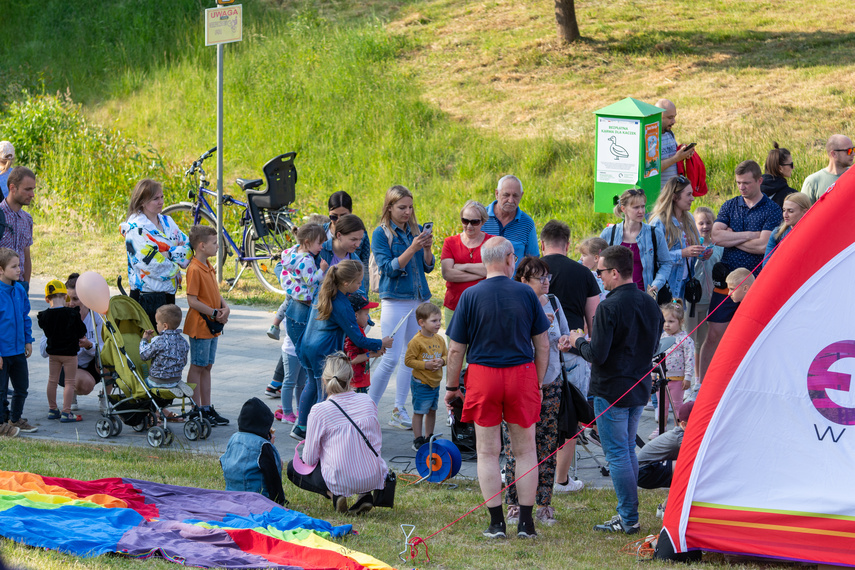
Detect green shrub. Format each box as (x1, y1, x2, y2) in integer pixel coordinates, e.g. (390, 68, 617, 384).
(1, 92, 182, 223)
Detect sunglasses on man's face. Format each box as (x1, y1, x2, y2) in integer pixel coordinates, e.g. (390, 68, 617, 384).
(595, 267, 613, 276)
(461, 217, 483, 226)
(834, 147, 855, 156)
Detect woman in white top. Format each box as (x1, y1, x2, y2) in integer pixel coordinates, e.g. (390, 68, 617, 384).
(119, 179, 191, 325)
(287, 352, 388, 515)
(502, 256, 576, 528)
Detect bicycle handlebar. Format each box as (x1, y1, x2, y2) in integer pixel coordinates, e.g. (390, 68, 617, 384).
(184, 146, 218, 177)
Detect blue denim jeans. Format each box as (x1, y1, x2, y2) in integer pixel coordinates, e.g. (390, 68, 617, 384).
(284, 299, 310, 359)
(296, 353, 325, 429)
(0, 353, 29, 424)
(280, 350, 307, 415)
(593, 397, 643, 526)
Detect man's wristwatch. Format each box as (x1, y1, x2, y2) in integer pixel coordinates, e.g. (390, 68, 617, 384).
(212, 309, 219, 319)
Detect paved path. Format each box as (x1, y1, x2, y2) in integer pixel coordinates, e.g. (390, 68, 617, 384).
(17, 277, 664, 492)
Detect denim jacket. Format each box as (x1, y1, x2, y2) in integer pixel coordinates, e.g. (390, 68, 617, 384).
(650, 216, 689, 299)
(323, 221, 371, 270)
(372, 223, 434, 301)
(600, 222, 672, 291)
(300, 291, 383, 365)
(319, 238, 369, 293)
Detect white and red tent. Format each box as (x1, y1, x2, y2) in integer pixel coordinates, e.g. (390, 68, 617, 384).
(657, 168, 855, 566)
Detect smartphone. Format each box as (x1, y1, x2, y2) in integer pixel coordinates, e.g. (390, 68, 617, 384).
(423, 222, 433, 233)
(685, 142, 697, 150)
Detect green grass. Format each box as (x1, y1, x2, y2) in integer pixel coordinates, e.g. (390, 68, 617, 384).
(0, 438, 782, 570)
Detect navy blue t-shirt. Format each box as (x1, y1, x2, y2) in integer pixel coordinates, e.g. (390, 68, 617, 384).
(447, 276, 550, 367)
(716, 194, 781, 276)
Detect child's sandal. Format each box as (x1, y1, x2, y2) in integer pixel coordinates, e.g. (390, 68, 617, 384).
(47, 409, 61, 420)
(60, 412, 82, 423)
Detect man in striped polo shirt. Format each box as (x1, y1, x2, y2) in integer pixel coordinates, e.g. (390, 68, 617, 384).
(482, 175, 539, 265)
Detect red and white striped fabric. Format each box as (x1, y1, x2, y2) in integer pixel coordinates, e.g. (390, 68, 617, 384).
(658, 167, 855, 565)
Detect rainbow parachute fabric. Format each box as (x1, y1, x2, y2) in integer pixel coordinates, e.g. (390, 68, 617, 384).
(0, 471, 393, 569)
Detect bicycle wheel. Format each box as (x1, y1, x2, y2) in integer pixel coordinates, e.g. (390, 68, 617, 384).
(163, 202, 236, 281)
(248, 214, 297, 294)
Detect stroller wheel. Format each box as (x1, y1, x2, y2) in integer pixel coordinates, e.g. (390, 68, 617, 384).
(147, 426, 167, 448)
(109, 417, 122, 437)
(96, 419, 112, 439)
(200, 418, 212, 440)
(184, 419, 202, 441)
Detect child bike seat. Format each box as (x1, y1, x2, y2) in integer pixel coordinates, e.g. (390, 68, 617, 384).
(241, 152, 297, 238)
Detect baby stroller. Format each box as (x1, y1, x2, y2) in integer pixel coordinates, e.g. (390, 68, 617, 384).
(97, 295, 211, 447)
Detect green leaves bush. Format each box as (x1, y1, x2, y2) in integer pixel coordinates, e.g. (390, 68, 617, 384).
(1, 92, 182, 224)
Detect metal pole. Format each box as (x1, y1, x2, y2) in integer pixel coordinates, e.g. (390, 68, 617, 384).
(216, 42, 224, 284)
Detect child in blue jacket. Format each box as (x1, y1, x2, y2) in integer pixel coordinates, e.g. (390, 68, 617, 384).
(0, 248, 35, 434)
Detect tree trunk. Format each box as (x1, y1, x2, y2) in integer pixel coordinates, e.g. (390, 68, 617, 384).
(554, 0, 580, 43)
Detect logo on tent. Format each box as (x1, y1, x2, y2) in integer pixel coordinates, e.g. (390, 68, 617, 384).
(807, 340, 855, 425)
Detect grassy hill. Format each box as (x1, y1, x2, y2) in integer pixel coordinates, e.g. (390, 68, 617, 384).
(1, 0, 853, 298)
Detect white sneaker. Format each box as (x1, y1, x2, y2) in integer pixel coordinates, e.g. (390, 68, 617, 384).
(553, 478, 584, 493)
(388, 407, 412, 430)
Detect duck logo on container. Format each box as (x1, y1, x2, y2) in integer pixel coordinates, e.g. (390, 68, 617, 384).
(807, 340, 855, 426)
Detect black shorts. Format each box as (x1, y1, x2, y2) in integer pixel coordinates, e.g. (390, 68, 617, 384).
(707, 291, 738, 323)
(638, 460, 673, 489)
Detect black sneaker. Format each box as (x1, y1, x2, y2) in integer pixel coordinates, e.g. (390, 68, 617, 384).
(483, 521, 507, 539)
(347, 493, 374, 516)
(205, 407, 230, 426)
(290, 425, 306, 441)
(412, 436, 426, 451)
(593, 514, 639, 534)
(517, 520, 537, 539)
(587, 428, 601, 446)
(577, 429, 589, 445)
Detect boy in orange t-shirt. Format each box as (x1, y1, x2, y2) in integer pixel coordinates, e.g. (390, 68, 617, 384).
(185, 225, 231, 426)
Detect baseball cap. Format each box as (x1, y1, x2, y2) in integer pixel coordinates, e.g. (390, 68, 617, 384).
(678, 400, 694, 423)
(45, 279, 67, 297)
(347, 291, 379, 312)
(0, 141, 14, 161)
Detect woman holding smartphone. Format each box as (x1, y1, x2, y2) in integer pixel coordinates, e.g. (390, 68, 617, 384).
(367, 185, 434, 430)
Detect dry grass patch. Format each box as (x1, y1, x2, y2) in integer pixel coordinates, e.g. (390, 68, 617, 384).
(390, 0, 855, 146)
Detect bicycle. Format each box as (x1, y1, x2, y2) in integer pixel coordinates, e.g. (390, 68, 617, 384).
(163, 146, 298, 294)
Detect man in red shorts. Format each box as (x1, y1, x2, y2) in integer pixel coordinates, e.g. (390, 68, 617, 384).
(445, 236, 550, 539)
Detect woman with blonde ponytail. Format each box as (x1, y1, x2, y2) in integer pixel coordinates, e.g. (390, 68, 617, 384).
(291, 261, 393, 441)
(287, 352, 389, 515)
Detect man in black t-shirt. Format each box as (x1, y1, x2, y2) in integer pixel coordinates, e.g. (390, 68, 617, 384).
(540, 220, 600, 493)
(540, 220, 600, 332)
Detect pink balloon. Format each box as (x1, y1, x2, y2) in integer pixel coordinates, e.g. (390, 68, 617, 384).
(75, 271, 111, 314)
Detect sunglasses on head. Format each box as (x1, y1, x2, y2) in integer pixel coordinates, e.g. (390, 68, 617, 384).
(675, 175, 689, 185)
(461, 217, 483, 226)
(834, 147, 855, 156)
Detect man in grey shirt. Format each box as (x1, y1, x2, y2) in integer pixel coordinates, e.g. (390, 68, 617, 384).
(801, 134, 853, 203)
